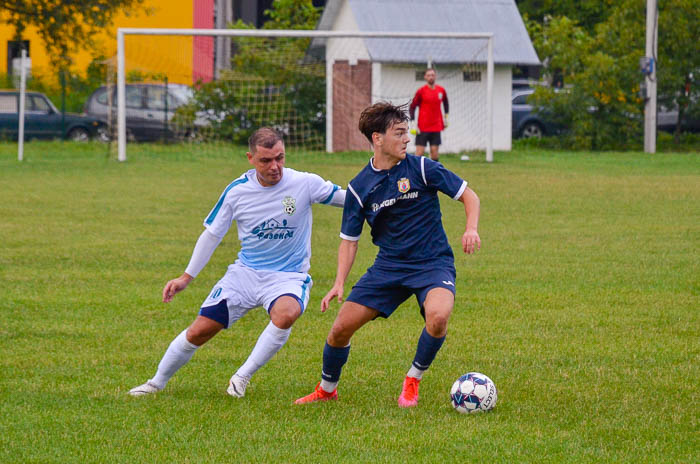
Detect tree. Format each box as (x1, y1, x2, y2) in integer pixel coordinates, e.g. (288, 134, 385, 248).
(0, 0, 146, 71)
(181, 0, 325, 146)
(526, 0, 700, 148)
(516, 0, 616, 33)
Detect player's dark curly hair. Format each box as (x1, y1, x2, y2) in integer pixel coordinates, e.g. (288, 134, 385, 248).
(358, 101, 410, 144)
(248, 127, 284, 153)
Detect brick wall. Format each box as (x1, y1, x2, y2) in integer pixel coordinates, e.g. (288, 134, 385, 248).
(332, 60, 372, 152)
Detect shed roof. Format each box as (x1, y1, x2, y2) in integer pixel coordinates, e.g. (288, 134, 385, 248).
(315, 0, 540, 66)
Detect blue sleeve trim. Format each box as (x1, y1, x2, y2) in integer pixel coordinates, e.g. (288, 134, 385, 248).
(205, 177, 248, 225)
(320, 184, 340, 204)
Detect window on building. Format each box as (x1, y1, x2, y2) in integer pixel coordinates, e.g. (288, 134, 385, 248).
(463, 71, 481, 82)
(6, 40, 30, 75)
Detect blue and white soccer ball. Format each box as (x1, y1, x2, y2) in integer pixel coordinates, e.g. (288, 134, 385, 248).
(450, 372, 497, 413)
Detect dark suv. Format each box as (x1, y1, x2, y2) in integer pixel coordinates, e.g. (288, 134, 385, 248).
(0, 90, 107, 141)
(511, 88, 565, 138)
(84, 83, 194, 142)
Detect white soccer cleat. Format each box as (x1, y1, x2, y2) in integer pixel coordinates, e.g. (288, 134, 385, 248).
(227, 374, 250, 398)
(128, 381, 162, 396)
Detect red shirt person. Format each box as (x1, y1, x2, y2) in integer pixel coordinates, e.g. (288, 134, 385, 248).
(409, 68, 449, 161)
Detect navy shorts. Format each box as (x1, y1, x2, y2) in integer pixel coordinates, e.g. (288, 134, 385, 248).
(415, 131, 442, 147)
(345, 264, 456, 318)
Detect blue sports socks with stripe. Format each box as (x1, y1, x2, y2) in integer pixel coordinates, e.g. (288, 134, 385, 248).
(407, 327, 446, 379)
(320, 342, 350, 393)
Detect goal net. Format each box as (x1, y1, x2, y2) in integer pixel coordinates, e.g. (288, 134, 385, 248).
(114, 29, 493, 161)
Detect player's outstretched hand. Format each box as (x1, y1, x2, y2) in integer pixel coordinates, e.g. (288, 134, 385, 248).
(321, 284, 344, 312)
(462, 229, 481, 254)
(162, 274, 193, 303)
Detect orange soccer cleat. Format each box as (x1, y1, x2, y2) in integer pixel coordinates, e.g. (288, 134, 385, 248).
(397, 376, 421, 408)
(294, 382, 338, 404)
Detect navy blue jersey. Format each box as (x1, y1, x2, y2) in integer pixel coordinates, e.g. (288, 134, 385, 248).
(340, 155, 467, 269)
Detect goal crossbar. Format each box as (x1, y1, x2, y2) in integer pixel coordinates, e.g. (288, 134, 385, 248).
(116, 28, 494, 161)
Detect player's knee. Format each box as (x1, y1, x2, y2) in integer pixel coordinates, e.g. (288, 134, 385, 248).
(185, 326, 211, 346)
(425, 312, 450, 337)
(270, 301, 301, 330)
(270, 309, 298, 330)
(186, 318, 221, 345)
(328, 321, 353, 346)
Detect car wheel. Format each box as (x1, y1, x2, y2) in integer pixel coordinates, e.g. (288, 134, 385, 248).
(182, 129, 205, 143)
(67, 127, 90, 142)
(519, 122, 544, 139)
(96, 126, 111, 143)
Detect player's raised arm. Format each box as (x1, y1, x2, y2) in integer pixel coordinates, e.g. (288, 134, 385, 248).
(321, 239, 359, 312)
(458, 186, 481, 254)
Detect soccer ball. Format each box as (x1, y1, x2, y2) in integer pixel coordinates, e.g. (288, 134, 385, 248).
(450, 372, 497, 413)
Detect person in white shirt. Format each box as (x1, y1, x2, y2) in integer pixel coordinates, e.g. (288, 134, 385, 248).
(129, 127, 346, 398)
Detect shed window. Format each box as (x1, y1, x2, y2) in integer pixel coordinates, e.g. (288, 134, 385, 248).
(463, 71, 481, 82)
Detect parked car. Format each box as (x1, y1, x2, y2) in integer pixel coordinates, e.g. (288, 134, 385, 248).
(657, 103, 700, 134)
(511, 88, 565, 139)
(84, 83, 197, 142)
(0, 90, 108, 141)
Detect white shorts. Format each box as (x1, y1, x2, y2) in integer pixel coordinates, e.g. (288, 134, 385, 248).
(199, 262, 313, 328)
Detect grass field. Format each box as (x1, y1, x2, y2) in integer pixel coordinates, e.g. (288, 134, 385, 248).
(1, 142, 698, 463)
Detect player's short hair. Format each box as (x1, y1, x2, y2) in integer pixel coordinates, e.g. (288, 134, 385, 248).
(248, 127, 284, 154)
(358, 102, 410, 144)
(425, 67, 436, 74)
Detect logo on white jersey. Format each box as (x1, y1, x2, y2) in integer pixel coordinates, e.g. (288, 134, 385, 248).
(442, 280, 454, 286)
(282, 196, 296, 215)
(397, 177, 410, 193)
(252, 218, 296, 240)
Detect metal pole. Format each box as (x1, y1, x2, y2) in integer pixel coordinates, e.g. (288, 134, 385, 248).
(117, 30, 126, 162)
(644, 0, 658, 153)
(60, 69, 66, 139)
(118, 28, 494, 39)
(163, 76, 168, 142)
(18, 49, 26, 161)
(486, 36, 494, 162)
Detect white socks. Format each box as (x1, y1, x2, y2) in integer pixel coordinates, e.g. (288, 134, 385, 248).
(150, 329, 200, 389)
(235, 321, 291, 379)
(407, 365, 426, 380)
(148, 322, 291, 390)
(320, 380, 338, 393)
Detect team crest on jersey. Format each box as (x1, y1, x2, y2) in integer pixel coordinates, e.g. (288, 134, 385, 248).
(282, 196, 296, 215)
(438, 92, 443, 99)
(397, 177, 411, 193)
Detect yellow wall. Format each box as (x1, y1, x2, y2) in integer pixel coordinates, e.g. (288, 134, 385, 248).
(0, 0, 195, 84)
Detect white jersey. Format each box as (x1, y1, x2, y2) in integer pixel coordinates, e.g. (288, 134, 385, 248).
(203, 167, 341, 273)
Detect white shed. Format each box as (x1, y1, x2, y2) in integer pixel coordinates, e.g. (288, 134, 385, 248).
(314, 0, 540, 153)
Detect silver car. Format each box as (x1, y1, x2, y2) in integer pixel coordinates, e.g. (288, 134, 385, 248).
(84, 83, 195, 142)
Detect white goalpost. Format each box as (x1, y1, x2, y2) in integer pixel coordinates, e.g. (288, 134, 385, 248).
(116, 28, 494, 162)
